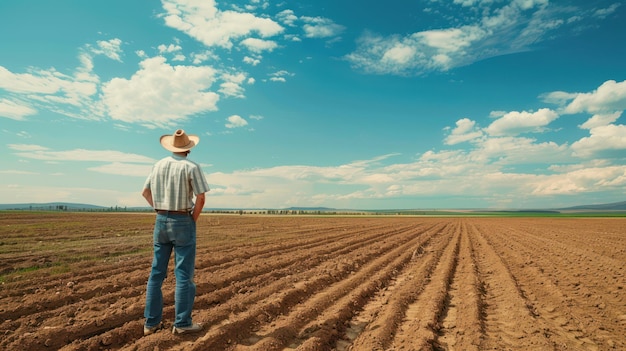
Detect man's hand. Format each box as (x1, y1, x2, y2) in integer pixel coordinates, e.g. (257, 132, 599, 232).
(142, 188, 154, 208)
(192, 193, 205, 221)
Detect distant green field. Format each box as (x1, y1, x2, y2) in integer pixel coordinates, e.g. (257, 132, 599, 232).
(363, 209, 626, 217)
(2, 209, 626, 217)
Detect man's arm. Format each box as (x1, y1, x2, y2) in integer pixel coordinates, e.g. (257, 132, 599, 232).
(192, 192, 205, 221)
(142, 188, 154, 208)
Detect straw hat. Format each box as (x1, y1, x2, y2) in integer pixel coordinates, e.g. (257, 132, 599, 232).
(160, 129, 199, 152)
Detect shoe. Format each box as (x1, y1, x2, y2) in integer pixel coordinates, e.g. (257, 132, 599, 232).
(143, 322, 163, 336)
(172, 323, 203, 334)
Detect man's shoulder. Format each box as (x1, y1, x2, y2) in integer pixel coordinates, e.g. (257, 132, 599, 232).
(183, 159, 203, 170)
(154, 156, 174, 165)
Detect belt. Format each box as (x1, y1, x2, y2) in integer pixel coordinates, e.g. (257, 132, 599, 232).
(155, 209, 190, 215)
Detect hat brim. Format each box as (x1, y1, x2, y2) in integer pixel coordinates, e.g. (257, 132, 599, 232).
(160, 134, 200, 152)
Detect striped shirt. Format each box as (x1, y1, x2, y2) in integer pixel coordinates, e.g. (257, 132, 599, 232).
(143, 154, 210, 211)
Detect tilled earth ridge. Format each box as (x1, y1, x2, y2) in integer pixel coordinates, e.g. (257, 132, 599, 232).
(0, 213, 624, 350)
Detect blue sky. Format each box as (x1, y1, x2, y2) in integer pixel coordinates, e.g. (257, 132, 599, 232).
(1, 0, 625, 210)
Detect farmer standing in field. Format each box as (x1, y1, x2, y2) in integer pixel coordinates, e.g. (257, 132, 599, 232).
(141, 129, 210, 336)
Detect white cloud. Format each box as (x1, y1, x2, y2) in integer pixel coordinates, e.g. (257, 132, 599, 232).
(191, 50, 219, 64)
(277, 9, 298, 27)
(158, 43, 182, 54)
(240, 38, 278, 53)
(0, 38, 127, 121)
(199, 142, 614, 207)
(7, 144, 49, 151)
(225, 115, 248, 128)
(284, 34, 302, 42)
(476, 136, 570, 165)
(301, 16, 345, 38)
(531, 166, 626, 195)
(571, 124, 626, 157)
(489, 110, 507, 118)
(345, 1, 600, 75)
(102, 56, 219, 128)
(579, 112, 622, 130)
(540, 90, 579, 106)
(485, 108, 559, 136)
(541, 79, 626, 159)
(93, 38, 123, 61)
(0, 99, 37, 120)
(0, 170, 39, 175)
(161, 0, 283, 50)
(346, 25, 490, 75)
(381, 44, 417, 65)
(237, 0, 269, 12)
(445, 118, 483, 145)
(244, 164, 357, 183)
(158, 44, 186, 62)
(8, 144, 156, 163)
(594, 3, 621, 19)
(219, 72, 247, 98)
(442, 114, 572, 166)
(563, 79, 626, 114)
(0, 66, 76, 95)
(453, 0, 480, 7)
(275, 9, 346, 38)
(16, 131, 31, 138)
(415, 26, 484, 53)
(88, 162, 152, 177)
(268, 70, 294, 83)
(243, 56, 261, 66)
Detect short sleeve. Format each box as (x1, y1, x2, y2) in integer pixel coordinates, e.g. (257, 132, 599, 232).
(190, 164, 210, 195)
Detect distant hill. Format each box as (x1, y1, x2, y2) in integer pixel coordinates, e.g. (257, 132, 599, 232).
(0, 202, 108, 211)
(285, 207, 337, 211)
(559, 201, 626, 211)
(1, 201, 625, 212)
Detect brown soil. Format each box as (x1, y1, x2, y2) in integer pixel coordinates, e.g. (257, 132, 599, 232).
(1, 213, 624, 350)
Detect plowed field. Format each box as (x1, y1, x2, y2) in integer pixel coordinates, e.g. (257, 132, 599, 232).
(1, 213, 625, 350)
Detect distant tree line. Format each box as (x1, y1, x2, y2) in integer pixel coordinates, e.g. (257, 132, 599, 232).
(205, 209, 372, 215)
(4, 206, 405, 216)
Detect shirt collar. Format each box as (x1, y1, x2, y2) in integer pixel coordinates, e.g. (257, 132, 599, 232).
(171, 153, 188, 160)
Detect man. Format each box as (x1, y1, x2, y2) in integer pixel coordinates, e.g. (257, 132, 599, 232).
(141, 129, 210, 336)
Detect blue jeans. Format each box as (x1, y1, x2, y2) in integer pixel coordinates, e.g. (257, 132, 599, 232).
(144, 213, 197, 328)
